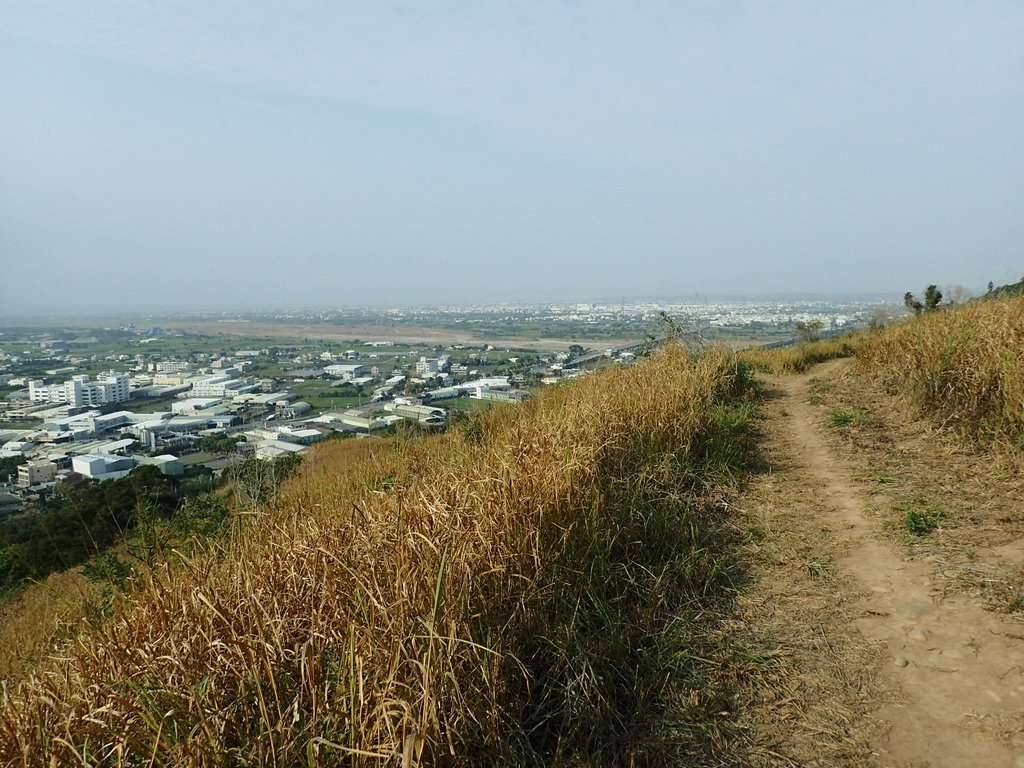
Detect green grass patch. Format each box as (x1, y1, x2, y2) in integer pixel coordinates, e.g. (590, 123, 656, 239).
(828, 410, 854, 427)
(900, 504, 944, 535)
(438, 396, 495, 413)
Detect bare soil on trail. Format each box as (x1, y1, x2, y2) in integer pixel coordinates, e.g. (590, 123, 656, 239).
(732, 359, 1024, 767)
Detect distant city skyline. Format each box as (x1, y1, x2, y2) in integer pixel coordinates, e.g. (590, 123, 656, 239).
(0, 289, 980, 323)
(2, 2, 1021, 316)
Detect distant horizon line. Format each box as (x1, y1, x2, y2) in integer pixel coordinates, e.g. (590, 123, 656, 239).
(0, 292, 904, 323)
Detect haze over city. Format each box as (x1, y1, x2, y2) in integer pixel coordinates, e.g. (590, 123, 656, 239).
(2, 1, 1021, 316)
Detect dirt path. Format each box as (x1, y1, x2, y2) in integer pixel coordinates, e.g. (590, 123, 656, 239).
(740, 362, 1024, 766)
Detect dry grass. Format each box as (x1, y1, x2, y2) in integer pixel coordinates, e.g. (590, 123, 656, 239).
(856, 295, 1024, 448)
(739, 337, 860, 375)
(0, 569, 101, 682)
(0, 440, 390, 688)
(0, 345, 752, 766)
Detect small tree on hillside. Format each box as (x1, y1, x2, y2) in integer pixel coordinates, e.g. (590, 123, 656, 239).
(904, 292, 924, 315)
(904, 285, 943, 315)
(795, 319, 823, 343)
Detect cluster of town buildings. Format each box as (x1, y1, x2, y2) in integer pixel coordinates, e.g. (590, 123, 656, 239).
(249, 298, 871, 338)
(0, 346, 544, 514)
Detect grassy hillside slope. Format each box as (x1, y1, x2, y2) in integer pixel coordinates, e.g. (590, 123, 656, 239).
(741, 293, 1024, 449)
(0, 345, 753, 766)
(739, 336, 858, 374)
(857, 294, 1024, 447)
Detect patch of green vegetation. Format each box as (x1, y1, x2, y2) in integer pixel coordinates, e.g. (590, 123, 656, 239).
(441, 397, 495, 413)
(0, 455, 28, 483)
(0, 420, 38, 430)
(828, 410, 854, 427)
(826, 407, 876, 429)
(127, 396, 181, 413)
(900, 504, 944, 536)
(804, 558, 828, 577)
(742, 525, 766, 543)
(284, 380, 367, 411)
(699, 401, 761, 484)
(0, 466, 180, 594)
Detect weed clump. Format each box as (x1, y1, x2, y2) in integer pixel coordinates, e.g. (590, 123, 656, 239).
(828, 410, 854, 428)
(901, 505, 943, 536)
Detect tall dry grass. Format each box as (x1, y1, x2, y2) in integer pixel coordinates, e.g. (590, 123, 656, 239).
(0, 569, 100, 682)
(856, 295, 1024, 446)
(0, 345, 749, 766)
(738, 336, 859, 374)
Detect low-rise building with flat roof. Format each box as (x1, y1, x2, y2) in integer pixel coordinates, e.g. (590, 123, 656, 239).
(254, 440, 309, 461)
(17, 460, 57, 487)
(190, 375, 258, 398)
(324, 364, 366, 380)
(274, 427, 326, 445)
(136, 454, 184, 476)
(71, 453, 135, 481)
(383, 402, 447, 424)
(172, 398, 224, 416)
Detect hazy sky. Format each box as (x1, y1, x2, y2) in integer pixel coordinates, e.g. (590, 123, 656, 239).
(2, 1, 1022, 315)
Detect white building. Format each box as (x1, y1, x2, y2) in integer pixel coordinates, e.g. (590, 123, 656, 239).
(155, 361, 192, 373)
(71, 453, 136, 480)
(254, 440, 310, 461)
(153, 372, 194, 385)
(415, 357, 440, 375)
(274, 426, 327, 445)
(172, 398, 224, 416)
(29, 372, 131, 407)
(424, 386, 463, 402)
(0, 441, 36, 458)
(466, 377, 511, 398)
(190, 375, 258, 398)
(324, 364, 366, 381)
(277, 401, 312, 419)
(315, 409, 398, 434)
(383, 402, 447, 424)
(414, 356, 450, 377)
(17, 460, 57, 487)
